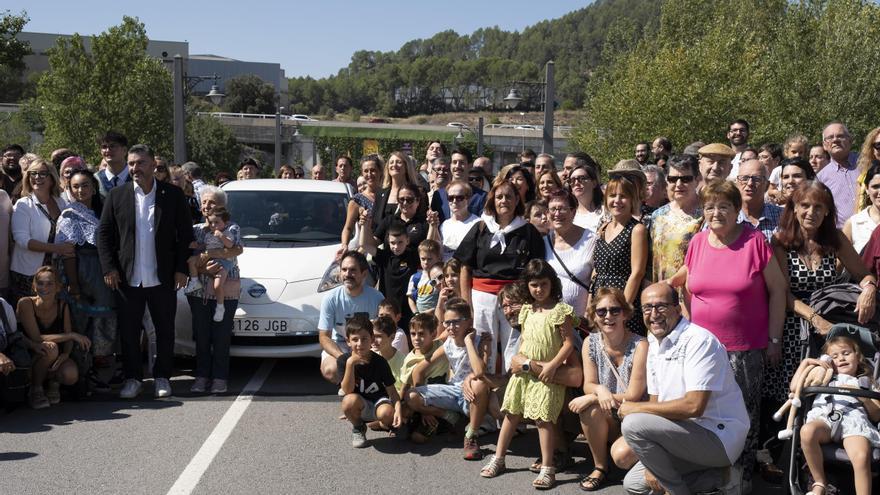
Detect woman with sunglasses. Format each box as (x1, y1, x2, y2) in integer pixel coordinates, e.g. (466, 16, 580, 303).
(647, 154, 703, 283)
(427, 180, 479, 261)
(339, 155, 383, 258)
(154, 158, 170, 183)
(11, 158, 71, 306)
(568, 287, 646, 491)
(368, 182, 428, 250)
(567, 164, 603, 232)
(372, 151, 428, 231)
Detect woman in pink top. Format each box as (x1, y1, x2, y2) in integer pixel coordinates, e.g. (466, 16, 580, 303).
(666, 180, 786, 489)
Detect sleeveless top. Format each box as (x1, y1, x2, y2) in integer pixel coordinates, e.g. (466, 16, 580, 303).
(35, 300, 66, 336)
(587, 331, 644, 395)
(850, 207, 879, 254)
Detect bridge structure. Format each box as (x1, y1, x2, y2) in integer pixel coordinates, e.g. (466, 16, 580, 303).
(200, 113, 572, 173)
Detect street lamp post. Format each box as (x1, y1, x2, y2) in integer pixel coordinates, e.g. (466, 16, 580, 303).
(172, 54, 225, 164)
(503, 60, 555, 156)
(275, 106, 285, 174)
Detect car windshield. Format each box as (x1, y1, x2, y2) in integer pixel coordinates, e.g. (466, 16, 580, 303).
(225, 190, 348, 243)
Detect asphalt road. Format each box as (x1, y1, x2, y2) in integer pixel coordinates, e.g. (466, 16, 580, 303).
(0, 358, 787, 494)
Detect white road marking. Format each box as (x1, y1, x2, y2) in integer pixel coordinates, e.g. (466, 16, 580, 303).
(166, 359, 276, 495)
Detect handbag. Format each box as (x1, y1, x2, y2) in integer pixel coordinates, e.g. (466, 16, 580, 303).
(547, 233, 590, 290)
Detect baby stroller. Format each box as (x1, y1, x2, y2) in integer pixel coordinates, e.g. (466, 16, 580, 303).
(784, 323, 880, 494)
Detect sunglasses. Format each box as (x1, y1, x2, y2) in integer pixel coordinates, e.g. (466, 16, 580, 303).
(398, 196, 417, 205)
(448, 194, 467, 203)
(442, 317, 467, 327)
(595, 307, 623, 317)
(666, 175, 695, 184)
(156, 166, 168, 173)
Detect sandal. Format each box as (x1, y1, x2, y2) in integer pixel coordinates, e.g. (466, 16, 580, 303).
(579, 466, 608, 491)
(480, 455, 506, 478)
(809, 482, 826, 495)
(529, 450, 574, 473)
(532, 466, 556, 490)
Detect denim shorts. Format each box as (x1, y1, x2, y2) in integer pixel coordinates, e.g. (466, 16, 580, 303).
(213, 258, 235, 273)
(414, 383, 469, 415)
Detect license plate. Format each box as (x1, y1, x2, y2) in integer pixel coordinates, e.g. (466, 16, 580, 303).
(233, 318, 289, 336)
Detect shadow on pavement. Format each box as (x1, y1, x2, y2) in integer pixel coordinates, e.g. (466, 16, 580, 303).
(0, 451, 38, 461)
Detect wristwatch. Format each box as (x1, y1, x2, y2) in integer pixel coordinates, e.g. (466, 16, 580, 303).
(521, 359, 531, 372)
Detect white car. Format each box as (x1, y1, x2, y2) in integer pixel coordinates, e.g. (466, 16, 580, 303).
(174, 179, 349, 358)
(289, 114, 318, 121)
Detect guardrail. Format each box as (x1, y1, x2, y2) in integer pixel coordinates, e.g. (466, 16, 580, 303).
(484, 123, 573, 132)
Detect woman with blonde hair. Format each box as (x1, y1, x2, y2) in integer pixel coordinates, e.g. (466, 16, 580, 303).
(855, 126, 880, 211)
(371, 151, 427, 230)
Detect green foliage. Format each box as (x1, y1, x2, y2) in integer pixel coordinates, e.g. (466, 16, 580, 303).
(185, 115, 242, 179)
(223, 74, 277, 115)
(0, 10, 32, 102)
(287, 0, 661, 117)
(31, 17, 173, 164)
(0, 112, 31, 148)
(573, 0, 880, 167)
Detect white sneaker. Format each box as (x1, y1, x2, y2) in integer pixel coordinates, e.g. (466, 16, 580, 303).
(213, 304, 225, 322)
(154, 378, 172, 398)
(184, 278, 203, 294)
(119, 379, 142, 399)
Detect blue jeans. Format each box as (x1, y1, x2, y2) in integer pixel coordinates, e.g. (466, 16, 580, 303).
(188, 296, 237, 380)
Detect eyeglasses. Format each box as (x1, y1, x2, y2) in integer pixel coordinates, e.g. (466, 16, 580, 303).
(666, 175, 695, 184)
(156, 166, 168, 173)
(736, 175, 764, 184)
(704, 203, 733, 213)
(398, 196, 417, 205)
(447, 194, 467, 203)
(823, 134, 849, 143)
(595, 307, 623, 317)
(569, 176, 591, 184)
(28, 171, 49, 179)
(872, 143, 880, 151)
(442, 318, 467, 327)
(643, 302, 674, 314)
(548, 207, 571, 214)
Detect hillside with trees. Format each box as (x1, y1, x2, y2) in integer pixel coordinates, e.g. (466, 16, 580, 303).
(287, 0, 661, 117)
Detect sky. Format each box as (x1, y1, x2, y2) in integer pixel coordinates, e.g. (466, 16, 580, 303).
(8, 1, 590, 79)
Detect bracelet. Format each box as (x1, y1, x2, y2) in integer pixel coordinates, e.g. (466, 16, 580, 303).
(808, 312, 818, 325)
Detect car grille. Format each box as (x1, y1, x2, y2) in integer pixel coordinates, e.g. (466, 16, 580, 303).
(231, 335, 319, 347)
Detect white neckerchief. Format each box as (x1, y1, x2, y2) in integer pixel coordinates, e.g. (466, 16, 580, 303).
(481, 214, 527, 252)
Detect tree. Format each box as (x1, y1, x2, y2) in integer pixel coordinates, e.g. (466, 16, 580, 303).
(185, 115, 241, 179)
(31, 16, 173, 164)
(571, 0, 880, 169)
(0, 10, 33, 103)
(223, 75, 277, 115)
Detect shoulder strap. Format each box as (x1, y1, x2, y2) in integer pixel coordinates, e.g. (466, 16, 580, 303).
(601, 340, 627, 390)
(547, 233, 590, 290)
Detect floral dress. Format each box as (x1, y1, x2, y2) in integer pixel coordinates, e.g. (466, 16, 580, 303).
(501, 302, 575, 423)
(764, 250, 838, 403)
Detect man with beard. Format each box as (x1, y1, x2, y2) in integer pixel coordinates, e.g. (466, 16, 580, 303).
(726, 119, 751, 180)
(651, 137, 672, 167)
(1, 144, 24, 199)
(817, 121, 859, 227)
(97, 144, 193, 399)
(620, 283, 749, 495)
(635, 142, 651, 167)
(317, 251, 385, 384)
(432, 150, 487, 222)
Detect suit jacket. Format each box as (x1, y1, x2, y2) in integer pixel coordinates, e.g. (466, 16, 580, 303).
(97, 180, 193, 289)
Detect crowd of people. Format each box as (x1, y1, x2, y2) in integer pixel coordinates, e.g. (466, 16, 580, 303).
(1, 119, 880, 494)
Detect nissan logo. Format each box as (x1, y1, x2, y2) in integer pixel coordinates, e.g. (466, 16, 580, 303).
(248, 284, 267, 298)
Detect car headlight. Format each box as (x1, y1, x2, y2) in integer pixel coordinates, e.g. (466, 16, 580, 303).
(317, 261, 341, 292)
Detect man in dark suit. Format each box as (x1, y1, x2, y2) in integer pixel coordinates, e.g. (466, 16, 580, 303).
(97, 144, 193, 399)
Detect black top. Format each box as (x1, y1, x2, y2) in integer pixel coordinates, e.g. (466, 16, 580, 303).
(374, 213, 428, 252)
(371, 186, 430, 232)
(336, 351, 395, 402)
(374, 246, 419, 305)
(454, 220, 546, 280)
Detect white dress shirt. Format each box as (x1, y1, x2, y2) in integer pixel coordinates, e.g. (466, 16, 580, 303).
(11, 194, 67, 276)
(646, 317, 750, 464)
(130, 180, 160, 288)
(105, 166, 130, 188)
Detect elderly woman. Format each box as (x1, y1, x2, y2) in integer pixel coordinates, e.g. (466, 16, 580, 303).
(427, 179, 480, 261)
(667, 180, 787, 486)
(568, 164, 603, 232)
(845, 161, 880, 253)
(648, 154, 703, 283)
(536, 170, 563, 202)
(54, 170, 117, 387)
(58, 155, 86, 202)
(454, 181, 545, 371)
(18, 266, 90, 409)
(590, 176, 648, 334)
(568, 287, 647, 491)
(339, 155, 383, 257)
(544, 189, 595, 318)
(187, 185, 244, 395)
(11, 158, 72, 306)
(372, 151, 428, 231)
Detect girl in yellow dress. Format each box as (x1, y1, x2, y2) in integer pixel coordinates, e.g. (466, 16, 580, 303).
(480, 259, 576, 489)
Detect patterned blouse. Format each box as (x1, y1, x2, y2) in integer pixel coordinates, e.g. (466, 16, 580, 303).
(649, 203, 703, 282)
(587, 331, 644, 395)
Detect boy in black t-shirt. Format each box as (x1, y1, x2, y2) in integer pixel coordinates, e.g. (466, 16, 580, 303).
(359, 221, 419, 327)
(338, 314, 401, 448)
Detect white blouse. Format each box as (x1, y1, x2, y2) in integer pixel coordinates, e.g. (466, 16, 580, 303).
(11, 194, 67, 276)
(850, 207, 879, 254)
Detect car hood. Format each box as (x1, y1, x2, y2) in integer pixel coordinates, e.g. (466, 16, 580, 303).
(238, 242, 338, 281)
